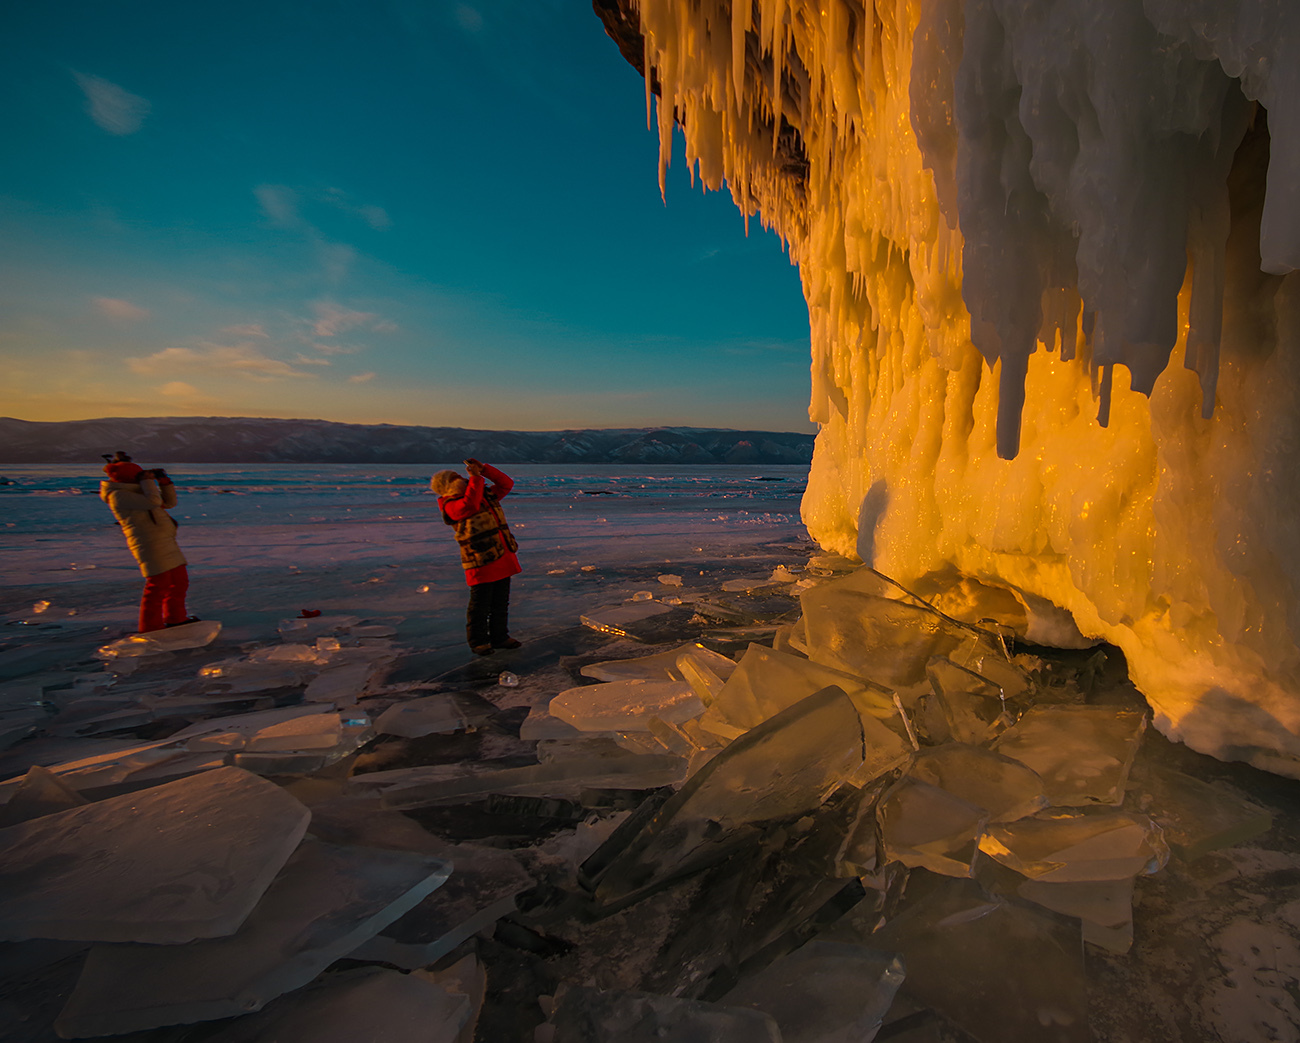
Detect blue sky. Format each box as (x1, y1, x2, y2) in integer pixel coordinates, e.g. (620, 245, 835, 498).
(0, 1, 814, 432)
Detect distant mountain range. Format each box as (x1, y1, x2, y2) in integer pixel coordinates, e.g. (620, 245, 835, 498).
(0, 416, 816, 466)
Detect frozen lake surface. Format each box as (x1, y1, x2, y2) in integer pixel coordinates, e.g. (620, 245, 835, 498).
(3, 463, 812, 658)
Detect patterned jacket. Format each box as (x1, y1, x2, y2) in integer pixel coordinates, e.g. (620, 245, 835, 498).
(441, 489, 518, 570)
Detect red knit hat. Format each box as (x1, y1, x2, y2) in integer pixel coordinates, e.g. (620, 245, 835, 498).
(104, 461, 145, 482)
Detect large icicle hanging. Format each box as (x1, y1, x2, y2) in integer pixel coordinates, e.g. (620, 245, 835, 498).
(601, 0, 1300, 776)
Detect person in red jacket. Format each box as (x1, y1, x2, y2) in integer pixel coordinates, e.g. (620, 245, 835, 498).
(431, 458, 522, 656)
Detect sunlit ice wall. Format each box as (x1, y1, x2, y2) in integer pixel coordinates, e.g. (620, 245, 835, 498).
(605, 0, 1300, 774)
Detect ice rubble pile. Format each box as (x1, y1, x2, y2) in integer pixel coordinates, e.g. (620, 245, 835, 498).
(0, 562, 1276, 1041)
(605, 0, 1300, 775)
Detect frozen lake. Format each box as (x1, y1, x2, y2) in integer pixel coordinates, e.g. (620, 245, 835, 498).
(2, 463, 813, 658)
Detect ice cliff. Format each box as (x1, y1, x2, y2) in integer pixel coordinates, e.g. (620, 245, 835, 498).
(595, 0, 1300, 775)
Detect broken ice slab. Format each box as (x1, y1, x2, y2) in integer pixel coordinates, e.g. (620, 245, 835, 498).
(591, 685, 867, 905)
(1127, 763, 1273, 860)
(304, 661, 374, 703)
(47, 696, 154, 737)
(546, 985, 781, 1043)
(417, 953, 485, 1043)
(168, 705, 335, 750)
(862, 876, 1090, 1043)
(926, 656, 1008, 746)
(719, 940, 905, 1043)
(205, 967, 470, 1043)
(909, 743, 1048, 822)
(549, 680, 705, 733)
(0, 764, 87, 827)
(676, 653, 725, 704)
(993, 705, 1147, 806)
(519, 704, 588, 740)
(375, 693, 468, 738)
(581, 642, 737, 683)
(0, 705, 51, 750)
(199, 658, 307, 694)
(878, 776, 988, 877)
(246, 643, 323, 664)
(799, 567, 964, 686)
(351, 840, 533, 969)
(0, 766, 310, 944)
(720, 575, 780, 592)
(96, 619, 222, 658)
(246, 713, 343, 750)
(357, 754, 688, 810)
(0, 736, 199, 794)
(276, 615, 362, 642)
(1017, 877, 1136, 953)
(950, 632, 1035, 703)
(699, 643, 898, 740)
(979, 811, 1168, 883)
(580, 601, 673, 637)
(57, 839, 450, 1036)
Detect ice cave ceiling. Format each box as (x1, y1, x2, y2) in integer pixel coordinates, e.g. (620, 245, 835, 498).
(594, 0, 1300, 776)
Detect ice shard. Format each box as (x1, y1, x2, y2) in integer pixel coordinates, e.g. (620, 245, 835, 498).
(204, 967, 470, 1043)
(0, 764, 87, 828)
(908, 743, 1048, 822)
(580, 601, 673, 637)
(993, 706, 1147, 806)
(55, 840, 450, 1036)
(800, 569, 964, 686)
(698, 642, 896, 738)
(546, 985, 781, 1043)
(374, 693, 468, 738)
(979, 811, 1169, 883)
(860, 877, 1090, 1043)
(591, 685, 866, 905)
(358, 754, 687, 810)
(878, 775, 988, 877)
(926, 656, 1008, 746)
(1127, 763, 1274, 860)
(719, 940, 905, 1043)
(549, 679, 706, 732)
(581, 643, 737, 683)
(350, 841, 533, 969)
(0, 766, 310, 944)
(95, 620, 221, 658)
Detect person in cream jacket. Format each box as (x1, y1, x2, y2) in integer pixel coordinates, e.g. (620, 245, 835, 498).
(100, 461, 193, 633)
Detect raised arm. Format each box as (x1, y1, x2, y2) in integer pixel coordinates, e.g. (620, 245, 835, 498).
(441, 475, 486, 520)
(101, 477, 165, 510)
(481, 463, 513, 498)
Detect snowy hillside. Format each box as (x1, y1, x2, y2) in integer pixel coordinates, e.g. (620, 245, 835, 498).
(0, 416, 815, 465)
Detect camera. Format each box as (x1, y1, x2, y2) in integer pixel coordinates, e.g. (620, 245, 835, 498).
(101, 454, 114, 462)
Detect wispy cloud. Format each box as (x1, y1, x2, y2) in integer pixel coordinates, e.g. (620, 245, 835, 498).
(348, 371, 376, 384)
(294, 353, 332, 366)
(127, 342, 317, 382)
(92, 296, 149, 321)
(322, 187, 391, 230)
(221, 323, 268, 338)
(255, 185, 301, 229)
(158, 381, 198, 396)
(311, 299, 378, 337)
(73, 72, 150, 135)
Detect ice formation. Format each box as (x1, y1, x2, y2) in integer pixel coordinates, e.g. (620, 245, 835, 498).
(598, 0, 1300, 773)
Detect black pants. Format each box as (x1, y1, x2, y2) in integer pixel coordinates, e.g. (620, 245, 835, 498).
(466, 577, 511, 648)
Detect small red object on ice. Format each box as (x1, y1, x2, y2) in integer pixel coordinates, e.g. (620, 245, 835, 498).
(299, 609, 322, 618)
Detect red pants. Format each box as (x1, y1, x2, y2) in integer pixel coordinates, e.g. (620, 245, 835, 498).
(139, 565, 189, 633)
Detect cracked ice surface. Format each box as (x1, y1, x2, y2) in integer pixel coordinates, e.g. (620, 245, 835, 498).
(0, 766, 310, 944)
(620, 0, 1300, 775)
